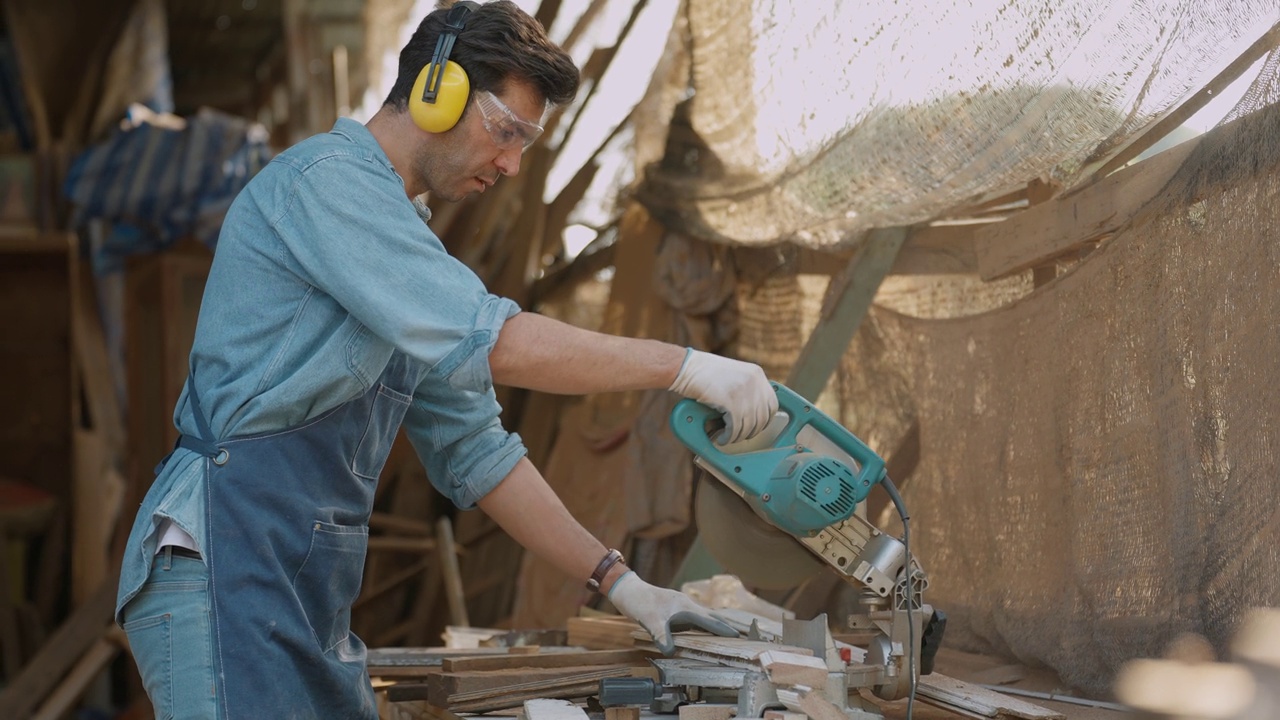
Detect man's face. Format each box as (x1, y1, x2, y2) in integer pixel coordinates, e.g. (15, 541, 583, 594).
(415, 81, 545, 202)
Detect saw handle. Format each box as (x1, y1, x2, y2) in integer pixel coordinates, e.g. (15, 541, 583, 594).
(671, 382, 887, 489)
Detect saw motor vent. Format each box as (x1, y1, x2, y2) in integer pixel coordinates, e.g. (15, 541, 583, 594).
(799, 459, 856, 518)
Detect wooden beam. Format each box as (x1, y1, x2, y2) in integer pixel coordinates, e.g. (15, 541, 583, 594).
(1084, 20, 1280, 182)
(797, 222, 980, 278)
(787, 227, 908, 399)
(974, 134, 1201, 280)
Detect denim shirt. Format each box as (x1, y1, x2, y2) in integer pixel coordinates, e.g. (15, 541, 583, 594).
(117, 118, 527, 621)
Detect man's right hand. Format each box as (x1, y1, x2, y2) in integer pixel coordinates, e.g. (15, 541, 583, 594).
(669, 349, 778, 444)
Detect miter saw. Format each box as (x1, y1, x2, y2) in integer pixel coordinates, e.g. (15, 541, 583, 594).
(671, 383, 946, 709)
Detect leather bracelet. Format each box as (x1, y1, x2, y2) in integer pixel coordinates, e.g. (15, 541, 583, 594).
(586, 548, 625, 593)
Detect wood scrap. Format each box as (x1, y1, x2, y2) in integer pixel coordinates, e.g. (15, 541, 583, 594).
(759, 650, 828, 689)
(677, 703, 737, 720)
(524, 698, 590, 720)
(605, 707, 642, 720)
(566, 615, 643, 649)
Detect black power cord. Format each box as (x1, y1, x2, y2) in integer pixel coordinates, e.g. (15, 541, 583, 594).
(880, 475, 917, 719)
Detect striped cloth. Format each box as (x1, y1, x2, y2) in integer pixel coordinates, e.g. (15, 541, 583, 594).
(65, 104, 273, 259)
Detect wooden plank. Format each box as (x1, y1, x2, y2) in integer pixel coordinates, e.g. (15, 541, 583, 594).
(606, 707, 641, 720)
(974, 135, 1201, 280)
(0, 575, 117, 720)
(566, 615, 643, 649)
(638, 635, 816, 671)
(449, 681, 599, 712)
(426, 665, 633, 705)
(918, 674, 1065, 720)
(448, 667, 633, 703)
(442, 649, 651, 673)
(1084, 20, 1280, 182)
(787, 227, 909, 399)
(894, 223, 980, 275)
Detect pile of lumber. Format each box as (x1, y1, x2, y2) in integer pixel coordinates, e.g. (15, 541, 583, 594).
(375, 610, 1067, 720)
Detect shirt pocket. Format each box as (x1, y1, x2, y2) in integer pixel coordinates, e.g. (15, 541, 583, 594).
(351, 384, 413, 480)
(345, 321, 393, 391)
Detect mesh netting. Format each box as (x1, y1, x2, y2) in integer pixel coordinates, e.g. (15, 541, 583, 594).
(729, 99, 1280, 695)
(636, 0, 1280, 248)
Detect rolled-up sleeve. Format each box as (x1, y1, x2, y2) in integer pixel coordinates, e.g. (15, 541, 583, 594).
(403, 293, 527, 508)
(404, 382, 528, 509)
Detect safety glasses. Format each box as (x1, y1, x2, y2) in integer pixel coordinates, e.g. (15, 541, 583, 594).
(473, 90, 543, 152)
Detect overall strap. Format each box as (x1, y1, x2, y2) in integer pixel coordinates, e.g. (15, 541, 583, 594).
(155, 374, 223, 473)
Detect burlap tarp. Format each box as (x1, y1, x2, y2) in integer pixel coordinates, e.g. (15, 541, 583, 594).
(511, 1, 1280, 695)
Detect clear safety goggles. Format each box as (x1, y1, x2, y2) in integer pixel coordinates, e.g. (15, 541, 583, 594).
(474, 90, 543, 152)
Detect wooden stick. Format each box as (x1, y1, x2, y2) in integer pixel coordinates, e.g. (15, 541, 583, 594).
(1085, 20, 1280, 182)
(0, 575, 118, 720)
(442, 649, 650, 673)
(30, 634, 120, 720)
(436, 516, 469, 628)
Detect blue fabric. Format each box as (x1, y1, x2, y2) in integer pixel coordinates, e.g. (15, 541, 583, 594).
(121, 551, 218, 720)
(128, 353, 423, 718)
(117, 117, 528, 628)
(63, 107, 272, 269)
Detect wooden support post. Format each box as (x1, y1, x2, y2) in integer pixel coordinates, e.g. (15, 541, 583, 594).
(787, 227, 908, 399)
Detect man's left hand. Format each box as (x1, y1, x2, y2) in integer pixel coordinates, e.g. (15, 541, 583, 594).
(608, 571, 739, 655)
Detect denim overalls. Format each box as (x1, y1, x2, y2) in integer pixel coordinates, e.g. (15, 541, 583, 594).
(173, 350, 424, 719)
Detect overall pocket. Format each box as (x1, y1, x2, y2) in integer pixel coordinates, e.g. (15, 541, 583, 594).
(351, 385, 413, 479)
(292, 521, 369, 652)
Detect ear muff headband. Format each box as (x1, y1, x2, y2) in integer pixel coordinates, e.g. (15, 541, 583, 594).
(410, 1, 478, 133)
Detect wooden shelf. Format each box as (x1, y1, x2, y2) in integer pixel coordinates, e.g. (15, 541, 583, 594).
(0, 225, 72, 254)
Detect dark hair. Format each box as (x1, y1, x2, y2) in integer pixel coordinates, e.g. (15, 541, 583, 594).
(384, 0, 579, 113)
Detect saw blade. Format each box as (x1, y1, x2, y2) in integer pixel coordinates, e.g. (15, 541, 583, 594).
(694, 474, 825, 590)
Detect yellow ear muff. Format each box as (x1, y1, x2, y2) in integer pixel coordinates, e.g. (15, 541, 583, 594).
(410, 60, 470, 133)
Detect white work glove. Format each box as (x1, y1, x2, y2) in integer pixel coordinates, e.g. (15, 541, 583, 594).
(608, 571, 739, 655)
(669, 348, 778, 444)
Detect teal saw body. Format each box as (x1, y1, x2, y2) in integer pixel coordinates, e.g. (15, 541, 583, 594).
(672, 383, 887, 537)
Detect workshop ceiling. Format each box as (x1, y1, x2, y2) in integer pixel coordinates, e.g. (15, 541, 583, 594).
(166, 0, 367, 120)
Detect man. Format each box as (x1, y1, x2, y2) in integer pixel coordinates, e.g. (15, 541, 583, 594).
(117, 2, 779, 718)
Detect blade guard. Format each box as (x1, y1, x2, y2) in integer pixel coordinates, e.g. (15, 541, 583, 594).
(672, 382, 888, 534)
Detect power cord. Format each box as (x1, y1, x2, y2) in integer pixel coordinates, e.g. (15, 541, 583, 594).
(880, 476, 917, 719)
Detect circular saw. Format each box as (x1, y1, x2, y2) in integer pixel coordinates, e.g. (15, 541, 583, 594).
(672, 382, 946, 703)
